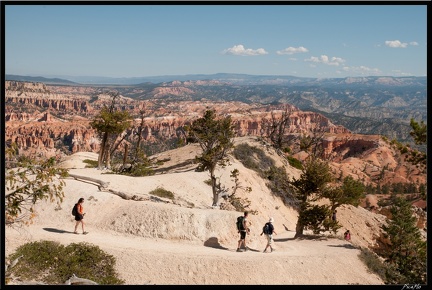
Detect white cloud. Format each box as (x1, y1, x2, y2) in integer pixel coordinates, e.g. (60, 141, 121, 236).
(342, 65, 381, 75)
(276, 46, 309, 55)
(409, 41, 419, 46)
(222, 44, 268, 56)
(391, 69, 412, 76)
(304, 55, 345, 66)
(385, 40, 408, 48)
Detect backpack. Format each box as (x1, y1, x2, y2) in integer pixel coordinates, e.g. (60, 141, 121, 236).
(263, 222, 273, 235)
(236, 216, 245, 231)
(72, 204, 78, 216)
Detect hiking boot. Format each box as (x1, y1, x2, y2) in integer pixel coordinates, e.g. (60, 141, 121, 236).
(236, 248, 242, 252)
(271, 248, 275, 252)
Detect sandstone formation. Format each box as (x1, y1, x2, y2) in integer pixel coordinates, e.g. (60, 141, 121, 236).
(5, 81, 426, 190)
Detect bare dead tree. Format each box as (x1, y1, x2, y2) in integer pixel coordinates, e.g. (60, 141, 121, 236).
(134, 102, 147, 162)
(262, 104, 294, 151)
(299, 126, 326, 158)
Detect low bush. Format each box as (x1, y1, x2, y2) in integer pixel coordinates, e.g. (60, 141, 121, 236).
(233, 143, 275, 173)
(82, 159, 98, 168)
(149, 187, 175, 199)
(6, 240, 124, 285)
(286, 156, 303, 170)
(358, 247, 401, 284)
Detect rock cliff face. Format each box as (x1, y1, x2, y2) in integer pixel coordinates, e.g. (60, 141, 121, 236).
(5, 81, 426, 188)
(5, 81, 93, 114)
(5, 80, 49, 93)
(5, 109, 348, 154)
(5, 112, 99, 158)
(6, 92, 92, 113)
(5, 81, 349, 156)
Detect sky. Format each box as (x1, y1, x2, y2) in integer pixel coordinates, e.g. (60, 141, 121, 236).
(4, 4, 428, 79)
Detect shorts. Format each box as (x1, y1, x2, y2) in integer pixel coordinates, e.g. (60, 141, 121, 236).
(239, 230, 247, 240)
(266, 234, 273, 245)
(75, 214, 84, 221)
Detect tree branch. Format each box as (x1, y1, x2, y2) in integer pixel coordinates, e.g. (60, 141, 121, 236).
(67, 174, 110, 189)
(66, 174, 169, 203)
(64, 273, 98, 285)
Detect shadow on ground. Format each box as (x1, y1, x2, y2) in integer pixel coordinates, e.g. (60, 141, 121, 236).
(328, 244, 358, 249)
(43, 228, 74, 234)
(274, 237, 296, 242)
(204, 237, 229, 250)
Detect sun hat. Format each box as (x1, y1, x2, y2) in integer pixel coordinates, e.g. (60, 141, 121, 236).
(269, 217, 274, 223)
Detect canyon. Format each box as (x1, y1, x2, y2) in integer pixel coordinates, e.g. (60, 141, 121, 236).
(4, 80, 427, 188)
(4, 79, 427, 284)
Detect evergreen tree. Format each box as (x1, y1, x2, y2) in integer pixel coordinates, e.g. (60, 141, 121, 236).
(381, 197, 427, 284)
(319, 175, 365, 233)
(407, 118, 427, 174)
(5, 143, 68, 226)
(185, 109, 235, 206)
(323, 175, 365, 211)
(90, 93, 132, 169)
(409, 118, 427, 145)
(290, 156, 333, 237)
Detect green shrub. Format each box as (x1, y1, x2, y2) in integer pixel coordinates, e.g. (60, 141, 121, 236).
(287, 156, 303, 170)
(233, 143, 275, 173)
(82, 159, 98, 168)
(358, 247, 401, 284)
(149, 187, 175, 199)
(400, 146, 408, 154)
(282, 146, 291, 154)
(125, 163, 154, 177)
(6, 240, 124, 285)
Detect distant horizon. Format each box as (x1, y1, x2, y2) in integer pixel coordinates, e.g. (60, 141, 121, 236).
(4, 4, 426, 79)
(6, 72, 426, 80)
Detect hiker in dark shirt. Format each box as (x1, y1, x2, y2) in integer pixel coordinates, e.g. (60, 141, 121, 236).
(237, 211, 250, 252)
(261, 217, 277, 253)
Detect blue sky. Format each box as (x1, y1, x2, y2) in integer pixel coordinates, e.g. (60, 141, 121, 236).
(4, 4, 427, 79)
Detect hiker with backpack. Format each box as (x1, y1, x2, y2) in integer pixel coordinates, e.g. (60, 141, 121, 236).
(261, 217, 277, 253)
(236, 211, 250, 252)
(73, 197, 88, 235)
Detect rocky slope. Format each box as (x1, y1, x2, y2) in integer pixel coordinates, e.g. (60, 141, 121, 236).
(5, 137, 426, 285)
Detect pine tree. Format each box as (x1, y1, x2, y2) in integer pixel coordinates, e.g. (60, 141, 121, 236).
(5, 143, 68, 226)
(90, 93, 132, 169)
(323, 175, 365, 211)
(185, 109, 235, 206)
(381, 197, 427, 284)
(409, 118, 427, 145)
(290, 156, 333, 237)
